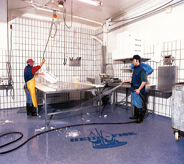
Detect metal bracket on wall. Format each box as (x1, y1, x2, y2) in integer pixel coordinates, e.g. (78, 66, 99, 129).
(69, 57, 81, 66)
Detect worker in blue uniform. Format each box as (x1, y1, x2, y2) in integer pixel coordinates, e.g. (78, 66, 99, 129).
(24, 58, 45, 116)
(121, 55, 147, 124)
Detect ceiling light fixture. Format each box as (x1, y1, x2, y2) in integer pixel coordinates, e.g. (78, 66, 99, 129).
(166, 7, 172, 14)
(23, 0, 103, 26)
(30, 4, 102, 25)
(78, 0, 102, 6)
(58, 1, 64, 8)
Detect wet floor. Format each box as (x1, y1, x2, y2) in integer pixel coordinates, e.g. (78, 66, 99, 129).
(0, 104, 184, 164)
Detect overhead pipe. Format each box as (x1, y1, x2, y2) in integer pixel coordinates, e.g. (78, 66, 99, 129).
(95, 0, 184, 35)
(91, 36, 103, 45)
(108, 0, 184, 33)
(25, 1, 103, 26)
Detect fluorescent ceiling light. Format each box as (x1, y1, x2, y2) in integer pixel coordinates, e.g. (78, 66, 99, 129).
(58, 1, 64, 8)
(166, 7, 172, 14)
(72, 15, 103, 25)
(58, 4, 63, 8)
(78, 0, 102, 6)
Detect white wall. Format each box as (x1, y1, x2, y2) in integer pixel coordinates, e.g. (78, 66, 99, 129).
(107, 4, 184, 53)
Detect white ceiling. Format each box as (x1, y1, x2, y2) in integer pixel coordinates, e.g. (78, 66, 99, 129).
(8, 0, 172, 27)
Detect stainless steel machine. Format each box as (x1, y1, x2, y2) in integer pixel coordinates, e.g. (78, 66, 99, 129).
(172, 82, 184, 141)
(87, 74, 122, 103)
(98, 74, 121, 85)
(158, 66, 178, 91)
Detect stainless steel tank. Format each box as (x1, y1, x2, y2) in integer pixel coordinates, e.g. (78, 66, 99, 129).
(171, 82, 184, 141)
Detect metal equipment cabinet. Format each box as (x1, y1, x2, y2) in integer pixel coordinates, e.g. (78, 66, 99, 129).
(171, 82, 184, 141)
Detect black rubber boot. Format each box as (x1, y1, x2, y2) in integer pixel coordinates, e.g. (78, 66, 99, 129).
(26, 104, 37, 117)
(26, 103, 32, 116)
(134, 108, 143, 124)
(30, 104, 37, 116)
(129, 107, 138, 120)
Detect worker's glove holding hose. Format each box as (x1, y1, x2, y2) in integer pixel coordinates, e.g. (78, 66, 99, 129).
(121, 81, 125, 85)
(42, 58, 46, 63)
(40, 59, 46, 68)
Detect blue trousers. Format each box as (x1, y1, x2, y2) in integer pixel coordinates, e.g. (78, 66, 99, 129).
(25, 87, 33, 104)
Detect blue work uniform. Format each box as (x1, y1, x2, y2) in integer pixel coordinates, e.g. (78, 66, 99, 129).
(130, 64, 147, 108)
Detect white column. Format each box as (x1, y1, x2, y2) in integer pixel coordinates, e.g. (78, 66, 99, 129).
(103, 24, 107, 46)
(0, 0, 8, 49)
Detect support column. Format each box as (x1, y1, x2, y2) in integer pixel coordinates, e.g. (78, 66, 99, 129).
(0, 0, 8, 50)
(101, 24, 108, 74)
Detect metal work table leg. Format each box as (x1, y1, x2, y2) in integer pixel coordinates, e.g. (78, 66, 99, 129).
(80, 91, 82, 117)
(115, 89, 117, 106)
(36, 107, 38, 116)
(80, 91, 82, 108)
(153, 92, 155, 114)
(99, 88, 102, 117)
(44, 93, 48, 128)
(131, 92, 134, 116)
(113, 89, 116, 110)
(126, 88, 128, 110)
(36, 89, 38, 115)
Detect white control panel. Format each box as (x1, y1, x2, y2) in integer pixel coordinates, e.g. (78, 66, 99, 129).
(0, 78, 10, 86)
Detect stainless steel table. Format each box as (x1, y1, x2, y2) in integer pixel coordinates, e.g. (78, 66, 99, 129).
(109, 83, 161, 116)
(148, 87, 172, 114)
(108, 83, 132, 110)
(35, 81, 103, 127)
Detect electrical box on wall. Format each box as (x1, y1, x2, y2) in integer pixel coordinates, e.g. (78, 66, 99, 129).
(163, 55, 174, 65)
(0, 77, 11, 86)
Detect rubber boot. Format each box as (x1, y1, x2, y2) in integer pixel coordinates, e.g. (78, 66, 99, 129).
(26, 103, 32, 116)
(129, 107, 138, 120)
(30, 104, 37, 116)
(134, 108, 143, 124)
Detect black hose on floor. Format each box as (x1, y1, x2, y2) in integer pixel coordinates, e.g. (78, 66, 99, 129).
(0, 84, 149, 154)
(0, 121, 135, 154)
(0, 132, 23, 148)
